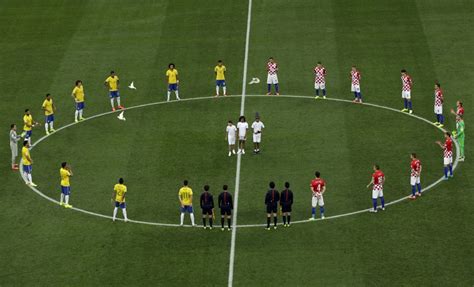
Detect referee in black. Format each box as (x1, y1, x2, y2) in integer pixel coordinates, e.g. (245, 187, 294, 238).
(280, 182, 294, 227)
(200, 185, 214, 230)
(265, 181, 280, 230)
(218, 185, 233, 231)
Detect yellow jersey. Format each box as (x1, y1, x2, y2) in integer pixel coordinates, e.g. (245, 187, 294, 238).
(72, 85, 85, 102)
(22, 146, 31, 165)
(42, 99, 54, 115)
(60, 168, 71, 187)
(166, 69, 178, 84)
(23, 114, 33, 131)
(114, 184, 127, 203)
(105, 75, 119, 91)
(179, 186, 193, 205)
(215, 65, 226, 80)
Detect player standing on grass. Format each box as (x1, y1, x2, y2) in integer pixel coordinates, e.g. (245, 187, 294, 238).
(218, 185, 233, 231)
(265, 182, 280, 230)
(237, 116, 248, 154)
(226, 120, 237, 156)
(266, 57, 280, 96)
(200, 185, 215, 229)
(433, 83, 444, 127)
(42, 93, 56, 135)
(450, 100, 464, 118)
(22, 109, 38, 145)
(22, 141, 36, 186)
(309, 171, 326, 220)
(10, 124, 21, 171)
(59, 162, 73, 208)
(72, 80, 85, 123)
(366, 165, 385, 213)
(104, 71, 124, 111)
(400, 69, 413, 114)
(112, 178, 128, 222)
(314, 62, 327, 99)
(214, 60, 227, 97)
(280, 182, 293, 227)
(166, 63, 180, 102)
(454, 115, 465, 161)
(409, 153, 422, 199)
(351, 66, 362, 103)
(436, 132, 454, 179)
(251, 115, 265, 154)
(178, 180, 195, 226)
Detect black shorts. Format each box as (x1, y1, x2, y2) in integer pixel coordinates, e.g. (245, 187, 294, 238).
(220, 207, 232, 215)
(266, 204, 278, 214)
(202, 207, 213, 215)
(281, 204, 292, 213)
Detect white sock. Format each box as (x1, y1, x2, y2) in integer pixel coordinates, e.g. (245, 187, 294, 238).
(175, 91, 180, 100)
(180, 213, 184, 225)
(60, 193, 64, 204)
(216, 86, 219, 95)
(65, 195, 69, 204)
(122, 208, 128, 220)
(27, 173, 32, 183)
(50, 122, 54, 130)
(190, 213, 195, 225)
(44, 123, 49, 132)
(110, 99, 115, 108)
(79, 110, 83, 118)
(113, 207, 118, 220)
(23, 172, 29, 183)
(167, 91, 171, 101)
(75, 110, 79, 121)
(28, 137, 31, 145)
(117, 97, 121, 106)
(223, 86, 227, 95)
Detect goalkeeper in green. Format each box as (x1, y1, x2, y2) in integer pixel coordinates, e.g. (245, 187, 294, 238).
(453, 115, 465, 161)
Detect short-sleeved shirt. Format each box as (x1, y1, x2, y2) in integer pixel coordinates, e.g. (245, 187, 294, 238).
(351, 70, 361, 85)
(410, 159, 421, 177)
(22, 146, 31, 165)
(166, 69, 178, 84)
(444, 137, 453, 157)
(434, 89, 443, 107)
(251, 121, 265, 133)
(72, 86, 85, 102)
(105, 75, 119, 91)
(314, 66, 326, 84)
(215, 65, 226, 80)
(237, 122, 248, 137)
(226, 125, 237, 138)
(179, 186, 193, 205)
(372, 170, 385, 186)
(42, 99, 54, 115)
(311, 178, 325, 196)
(23, 114, 33, 131)
(402, 75, 412, 92)
(114, 184, 127, 203)
(60, 168, 71, 186)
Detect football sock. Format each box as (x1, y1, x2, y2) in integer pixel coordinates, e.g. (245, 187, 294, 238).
(273, 216, 277, 226)
(417, 183, 422, 192)
(444, 166, 448, 178)
(27, 173, 32, 184)
(319, 206, 325, 216)
(354, 91, 358, 98)
(404, 99, 408, 109)
(287, 215, 291, 224)
(267, 217, 270, 228)
(411, 185, 416, 196)
(436, 114, 440, 123)
(79, 110, 83, 118)
(216, 86, 219, 95)
(117, 97, 121, 106)
(190, 213, 195, 225)
(202, 218, 206, 227)
(223, 86, 227, 95)
(358, 92, 362, 99)
(122, 208, 128, 220)
(380, 197, 385, 208)
(113, 207, 118, 220)
(75, 110, 79, 120)
(408, 101, 412, 110)
(175, 91, 180, 100)
(44, 123, 49, 133)
(227, 218, 231, 228)
(322, 89, 326, 96)
(180, 213, 185, 225)
(316, 89, 319, 96)
(167, 91, 171, 101)
(267, 84, 271, 93)
(283, 216, 287, 224)
(50, 122, 54, 130)
(372, 198, 377, 211)
(60, 193, 64, 204)
(311, 207, 316, 217)
(449, 164, 453, 175)
(275, 84, 279, 93)
(65, 195, 69, 205)
(110, 99, 114, 108)
(23, 172, 28, 183)
(209, 218, 213, 227)
(221, 218, 225, 228)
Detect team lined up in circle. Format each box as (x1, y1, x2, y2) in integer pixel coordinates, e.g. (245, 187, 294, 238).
(9, 58, 465, 228)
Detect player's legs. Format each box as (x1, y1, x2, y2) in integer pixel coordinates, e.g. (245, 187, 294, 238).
(122, 207, 128, 222)
(266, 211, 271, 229)
(318, 196, 325, 219)
(215, 84, 220, 96)
(371, 189, 379, 212)
(315, 83, 320, 96)
(209, 213, 213, 228)
(10, 144, 17, 169)
(113, 205, 118, 221)
(49, 116, 54, 132)
(273, 209, 278, 228)
(180, 206, 185, 226)
(311, 196, 317, 219)
(189, 207, 195, 226)
(44, 117, 49, 134)
(459, 137, 465, 159)
(321, 82, 326, 97)
(379, 190, 385, 210)
(110, 92, 115, 110)
(227, 213, 231, 230)
(202, 210, 207, 228)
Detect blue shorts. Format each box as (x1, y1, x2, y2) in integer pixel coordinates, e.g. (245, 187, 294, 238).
(115, 201, 126, 208)
(24, 130, 32, 139)
(61, 186, 71, 195)
(23, 164, 32, 173)
(109, 91, 120, 98)
(216, 80, 226, 87)
(76, 102, 85, 111)
(45, 114, 54, 123)
(168, 83, 178, 91)
(180, 205, 193, 213)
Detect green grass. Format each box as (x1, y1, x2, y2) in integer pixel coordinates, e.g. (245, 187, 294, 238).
(1, 0, 473, 286)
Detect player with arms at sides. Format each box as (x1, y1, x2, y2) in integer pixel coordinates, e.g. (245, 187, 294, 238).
(280, 182, 294, 227)
(72, 80, 85, 123)
(214, 60, 227, 97)
(251, 115, 265, 154)
(237, 116, 248, 154)
(309, 171, 326, 220)
(112, 178, 128, 222)
(22, 141, 36, 186)
(166, 63, 180, 102)
(10, 124, 21, 170)
(400, 69, 413, 114)
(453, 115, 465, 161)
(200, 185, 215, 229)
(366, 164, 385, 213)
(104, 71, 124, 111)
(314, 61, 327, 99)
(266, 57, 280, 96)
(42, 93, 56, 135)
(409, 153, 422, 199)
(433, 82, 444, 127)
(264, 181, 280, 230)
(436, 132, 454, 179)
(178, 180, 195, 226)
(350, 65, 362, 103)
(59, 162, 73, 208)
(22, 109, 39, 145)
(226, 120, 237, 156)
(218, 185, 233, 231)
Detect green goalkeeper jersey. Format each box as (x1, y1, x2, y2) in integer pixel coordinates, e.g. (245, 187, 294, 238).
(456, 120, 465, 138)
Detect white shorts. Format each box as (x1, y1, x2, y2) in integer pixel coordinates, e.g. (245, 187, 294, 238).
(253, 133, 261, 143)
(434, 105, 443, 114)
(267, 74, 279, 84)
(314, 82, 326, 90)
(410, 175, 421, 186)
(239, 135, 246, 141)
(444, 156, 453, 165)
(402, 91, 411, 99)
(372, 187, 383, 199)
(311, 195, 324, 207)
(351, 84, 360, 93)
(228, 137, 236, 145)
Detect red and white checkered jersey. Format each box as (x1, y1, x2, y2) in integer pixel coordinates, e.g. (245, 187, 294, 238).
(434, 88, 443, 107)
(410, 159, 421, 177)
(267, 62, 278, 75)
(372, 170, 384, 190)
(314, 66, 326, 84)
(444, 137, 453, 158)
(401, 75, 412, 92)
(457, 106, 464, 116)
(351, 70, 361, 85)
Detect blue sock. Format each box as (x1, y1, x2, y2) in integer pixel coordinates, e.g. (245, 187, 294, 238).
(408, 101, 412, 110)
(372, 198, 377, 210)
(449, 164, 453, 175)
(267, 84, 271, 93)
(440, 114, 444, 124)
(354, 91, 358, 99)
(319, 206, 324, 216)
(316, 89, 319, 96)
(311, 207, 316, 217)
(444, 166, 448, 178)
(358, 92, 362, 100)
(322, 89, 326, 96)
(380, 197, 385, 208)
(436, 114, 440, 123)
(404, 99, 408, 109)
(275, 84, 279, 93)
(417, 183, 422, 193)
(411, 185, 416, 196)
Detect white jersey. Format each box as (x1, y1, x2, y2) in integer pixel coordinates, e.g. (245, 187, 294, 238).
(226, 125, 237, 138)
(237, 122, 248, 137)
(10, 130, 20, 145)
(251, 121, 265, 133)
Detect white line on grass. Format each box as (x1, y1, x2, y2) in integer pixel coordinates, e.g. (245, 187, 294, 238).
(19, 94, 460, 228)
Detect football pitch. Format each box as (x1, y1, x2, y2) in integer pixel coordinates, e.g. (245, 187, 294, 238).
(1, 0, 473, 286)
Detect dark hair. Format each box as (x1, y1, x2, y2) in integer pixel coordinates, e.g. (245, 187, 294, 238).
(183, 180, 188, 186)
(46, 93, 50, 97)
(401, 69, 406, 73)
(168, 63, 175, 68)
(352, 65, 356, 68)
(317, 61, 322, 65)
(119, 178, 124, 184)
(411, 153, 417, 158)
(223, 185, 228, 191)
(239, 116, 246, 122)
(269, 57, 273, 60)
(459, 101, 463, 107)
(435, 82, 441, 88)
(446, 131, 451, 137)
(374, 164, 380, 170)
(23, 141, 28, 146)
(110, 70, 115, 74)
(61, 162, 67, 168)
(228, 120, 233, 124)
(218, 60, 222, 63)
(25, 109, 29, 113)
(285, 182, 290, 188)
(204, 185, 209, 191)
(269, 181, 275, 188)
(10, 124, 15, 129)
(315, 171, 320, 177)
(75, 80, 82, 86)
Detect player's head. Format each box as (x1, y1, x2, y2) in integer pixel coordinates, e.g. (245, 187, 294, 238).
(457, 100, 463, 107)
(75, 80, 82, 87)
(23, 140, 29, 147)
(285, 182, 290, 188)
(317, 61, 322, 67)
(228, 120, 233, 126)
(352, 65, 356, 71)
(223, 184, 228, 191)
(24, 109, 30, 115)
(435, 82, 440, 89)
(119, 178, 124, 184)
(217, 60, 223, 66)
(411, 153, 417, 159)
(168, 63, 175, 69)
(11, 124, 16, 130)
(315, 171, 320, 178)
(269, 181, 275, 189)
(204, 184, 209, 191)
(61, 162, 67, 168)
(45, 93, 51, 99)
(445, 131, 451, 138)
(268, 57, 274, 63)
(183, 180, 188, 186)
(239, 115, 246, 122)
(373, 164, 380, 171)
(110, 70, 115, 76)
(401, 69, 406, 75)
